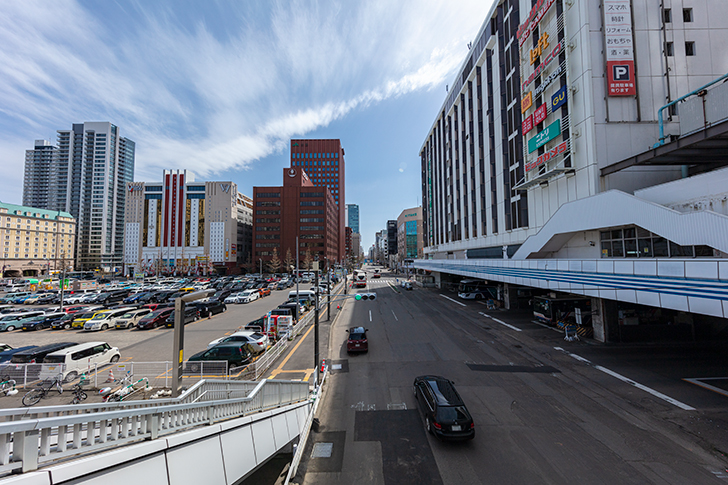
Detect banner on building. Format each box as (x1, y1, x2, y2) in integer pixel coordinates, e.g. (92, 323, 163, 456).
(604, 0, 636, 96)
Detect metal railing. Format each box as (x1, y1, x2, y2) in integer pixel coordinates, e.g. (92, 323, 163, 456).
(0, 378, 310, 474)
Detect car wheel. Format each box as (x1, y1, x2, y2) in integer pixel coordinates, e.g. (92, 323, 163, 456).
(189, 363, 200, 373)
(425, 417, 432, 434)
(110, 355, 120, 363)
(64, 371, 78, 383)
(475, 294, 483, 300)
(63, 323, 71, 329)
(101, 324, 108, 330)
(5, 326, 14, 332)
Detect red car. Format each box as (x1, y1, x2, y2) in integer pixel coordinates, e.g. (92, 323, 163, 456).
(136, 308, 174, 330)
(346, 326, 368, 353)
(62, 305, 90, 314)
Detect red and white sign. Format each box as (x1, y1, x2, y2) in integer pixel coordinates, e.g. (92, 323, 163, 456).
(517, 0, 557, 47)
(525, 141, 568, 172)
(522, 114, 534, 135)
(534, 103, 548, 125)
(604, 0, 636, 96)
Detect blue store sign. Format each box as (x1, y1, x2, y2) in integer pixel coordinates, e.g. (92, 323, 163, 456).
(551, 85, 568, 111)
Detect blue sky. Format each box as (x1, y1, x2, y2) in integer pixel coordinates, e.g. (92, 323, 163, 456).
(0, 0, 494, 251)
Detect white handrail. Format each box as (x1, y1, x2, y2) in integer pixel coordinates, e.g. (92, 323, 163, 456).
(0, 378, 310, 474)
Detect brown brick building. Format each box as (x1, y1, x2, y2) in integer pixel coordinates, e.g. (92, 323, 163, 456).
(253, 168, 340, 271)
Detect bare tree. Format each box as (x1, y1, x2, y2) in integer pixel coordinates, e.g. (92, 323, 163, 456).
(284, 248, 295, 275)
(303, 250, 313, 270)
(241, 254, 255, 274)
(267, 248, 282, 274)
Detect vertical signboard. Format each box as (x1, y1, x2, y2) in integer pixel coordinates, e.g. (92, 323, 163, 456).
(604, 0, 636, 96)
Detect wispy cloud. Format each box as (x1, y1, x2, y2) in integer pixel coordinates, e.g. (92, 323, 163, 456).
(0, 0, 492, 189)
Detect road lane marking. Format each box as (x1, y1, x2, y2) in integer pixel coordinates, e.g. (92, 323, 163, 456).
(440, 294, 466, 307)
(391, 310, 398, 321)
(683, 377, 728, 398)
(479, 312, 521, 332)
(369, 310, 372, 322)
(272, 323, 315, 373)
(554, 347, 695, 411)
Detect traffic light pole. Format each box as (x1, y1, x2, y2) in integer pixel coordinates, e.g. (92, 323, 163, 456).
(327, 269, 331, 322)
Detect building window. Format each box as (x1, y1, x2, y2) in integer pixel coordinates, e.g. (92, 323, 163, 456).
(663, 8, 671, 23)
(682, 8, 693, 22)
(685, 41, 695, 56)
(665, 42, 673, 56)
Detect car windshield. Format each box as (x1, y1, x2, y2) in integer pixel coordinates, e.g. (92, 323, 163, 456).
(427, 380, 462, 405)
(79, 312, 95, 319)
(149, 310, 167, 318)
(26, 315, 46, 322)
(436, 406, 470, 422)
(90, 313, 108, 321)
(122, 313, 134, 318)
(349, 332, 365, 340)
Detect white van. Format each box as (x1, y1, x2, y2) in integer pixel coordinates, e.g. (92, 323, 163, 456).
(288, 290, 316, 301)
(41, 342, 121, 382)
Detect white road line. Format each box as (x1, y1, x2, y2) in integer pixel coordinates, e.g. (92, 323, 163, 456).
(440, 294, 467, 307)
(479, 312, 522, 332)
(555, 347, 696, 411)
(369, 310, 372, 322)
(391, 310, 398, 321)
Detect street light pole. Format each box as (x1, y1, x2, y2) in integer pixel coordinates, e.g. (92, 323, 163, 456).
(172, 289, 216, 397)
(313, 263, 320, 388)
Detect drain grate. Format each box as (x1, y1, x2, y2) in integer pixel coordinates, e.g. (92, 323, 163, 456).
(311, 442, 333, 458)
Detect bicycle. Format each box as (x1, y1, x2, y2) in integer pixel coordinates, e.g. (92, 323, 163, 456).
(22, 373, 64, 406)
(70, 383, 88, 404)
(0, 375, 17, 396)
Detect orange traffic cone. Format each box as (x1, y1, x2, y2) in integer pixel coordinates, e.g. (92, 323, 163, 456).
(320, 359, 326, 373)
(105, 369, 114, 383)
(337, 304, 341, 310)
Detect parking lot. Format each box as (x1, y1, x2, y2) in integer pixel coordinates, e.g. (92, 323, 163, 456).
(0, 291, 293, 367)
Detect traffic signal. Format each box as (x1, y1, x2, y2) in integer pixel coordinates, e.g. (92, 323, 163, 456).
(354, 293, 377, 301)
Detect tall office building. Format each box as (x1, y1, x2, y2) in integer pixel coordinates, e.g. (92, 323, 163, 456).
(346, 204, 360, 234)
(289, 139, 346, 261)
(23, 140, 57, 209)
(23, 122, 135, 272)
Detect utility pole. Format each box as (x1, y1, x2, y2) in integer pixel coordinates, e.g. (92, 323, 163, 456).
(313, 262, 320, 387)
(327, 263, 331, 321)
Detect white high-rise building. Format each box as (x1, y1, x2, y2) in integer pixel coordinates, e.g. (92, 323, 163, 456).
(23, 122, 135, 272)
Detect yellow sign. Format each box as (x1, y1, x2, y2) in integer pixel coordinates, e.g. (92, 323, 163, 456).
(179, 350, 184, 364)
(529, 32, 550, 65)
(521, 92, 533, 113)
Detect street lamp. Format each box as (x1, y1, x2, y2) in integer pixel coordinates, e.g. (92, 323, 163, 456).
(172, 289, 217, 397)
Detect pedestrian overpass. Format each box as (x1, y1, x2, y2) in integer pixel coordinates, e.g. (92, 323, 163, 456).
(0, 378, 313, 484)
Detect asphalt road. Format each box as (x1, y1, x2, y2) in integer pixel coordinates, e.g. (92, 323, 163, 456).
(293, 269, 728, 485)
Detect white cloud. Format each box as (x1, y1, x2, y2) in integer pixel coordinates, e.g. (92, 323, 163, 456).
(0, 0, 494, 190)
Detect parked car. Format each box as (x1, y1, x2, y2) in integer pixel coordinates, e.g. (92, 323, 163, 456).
(0, 344, 12, 352)
(41, 342, 121, 383)
(21, 312, 67, 331)
(136, 308, 174, 330)
(244, 315, 267, 332)
(71, 310, 107, 330)
(0, 312, 46, 332)
(224, 289, 259, 304)
(191, 300, 227, 318)
(51, 313, 78, 330)
(346, 326, 368, 353)
(0, 346, 39, 363)
(7, 342, 77, 365)
(413, 375, 475, 441)
(164, 307, 200, 327)
(115, 308, 153, 329)
(207, 331, 269, 354)
(83, 308, 130, 331)
(188, 342, 253, 369)
(258, 288, 271, 297)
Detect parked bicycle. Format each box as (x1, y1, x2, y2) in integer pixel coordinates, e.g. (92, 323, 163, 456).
(0, 375, 17, 396)
(70, 383, 88, 405)
(22, 373, 64, 406)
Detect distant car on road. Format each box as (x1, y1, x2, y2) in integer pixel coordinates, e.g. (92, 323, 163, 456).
(413, 375, 475, 441)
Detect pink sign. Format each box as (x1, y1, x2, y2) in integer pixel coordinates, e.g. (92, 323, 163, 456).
(534, 103, 547, 125)
(522, 114, 534, 134)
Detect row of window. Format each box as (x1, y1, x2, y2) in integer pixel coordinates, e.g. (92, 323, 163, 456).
(600, 227, 715, 258)
(291, 152, 338, 159)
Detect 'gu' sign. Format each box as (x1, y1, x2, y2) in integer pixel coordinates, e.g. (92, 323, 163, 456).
(604, 0, 636, 96)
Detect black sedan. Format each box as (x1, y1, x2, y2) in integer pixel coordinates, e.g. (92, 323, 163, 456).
(191, 300, 227, 318)
(413, 375, 474, 441)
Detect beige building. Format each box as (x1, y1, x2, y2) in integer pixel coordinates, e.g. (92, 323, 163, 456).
(0, 202, 75, 278)
(124, 170, 252, 276)
(397, 206, 424, 262)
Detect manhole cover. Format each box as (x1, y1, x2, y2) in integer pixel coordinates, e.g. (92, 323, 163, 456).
(312, 442, 333, 458)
